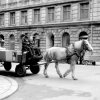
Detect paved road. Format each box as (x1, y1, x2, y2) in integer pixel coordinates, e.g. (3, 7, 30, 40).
(0, 76, 18, 100)
(1, 63, 100, 100)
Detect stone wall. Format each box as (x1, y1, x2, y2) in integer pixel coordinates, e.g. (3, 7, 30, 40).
(0, 24, 100, 61)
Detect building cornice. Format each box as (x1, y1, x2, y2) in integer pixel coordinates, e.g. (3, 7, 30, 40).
(0, 0, 89, 13)
(0, 20, 99, 31)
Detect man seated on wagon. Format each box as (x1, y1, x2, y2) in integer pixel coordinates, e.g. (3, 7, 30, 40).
(22, 33, 34, 57)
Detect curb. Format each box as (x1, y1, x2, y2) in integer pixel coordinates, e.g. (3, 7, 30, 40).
(0, 76, 18, 100)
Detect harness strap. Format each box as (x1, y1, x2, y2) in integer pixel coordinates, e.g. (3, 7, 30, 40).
(65, 47, 72, 58)
(65, 44, 80, 60)
(72, 51, 80, 58)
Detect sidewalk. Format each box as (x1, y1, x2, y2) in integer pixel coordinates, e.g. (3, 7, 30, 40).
(0, 76, 18, 100)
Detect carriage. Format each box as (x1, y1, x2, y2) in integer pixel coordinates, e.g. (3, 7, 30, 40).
(0, 47, 43, 77)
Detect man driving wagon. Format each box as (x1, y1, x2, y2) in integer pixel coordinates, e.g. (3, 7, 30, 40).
(22, 33, 34, 57)
(21, 33, 42, 62)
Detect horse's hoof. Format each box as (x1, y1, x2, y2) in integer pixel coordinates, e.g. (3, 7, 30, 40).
(72, 77, 78, 80)
(73, 78, 78, 80)
(63, 74, 66, 78)
(45, 76, 49, 78)
(63, 75, 65, 78)
(59, 75, 63, 78)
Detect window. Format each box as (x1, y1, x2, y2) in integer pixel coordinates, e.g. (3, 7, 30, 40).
(0, 0, 6, 5)
(80, 2, 89, 19)
(63, 5, 71, 21)
(48, 7, 55, 22)
(21, 10, 27, 25)
(8, 0, 17, 4)
(31, 0, 40, 2)
(0, 14, 4, 26)
(33, 9, 40, 23)
(23, 0, 30, 3)
(9, 34, 15, 50)
(10, 12, 15, 25)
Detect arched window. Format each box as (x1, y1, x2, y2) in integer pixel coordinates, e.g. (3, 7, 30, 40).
(46, 33, 54, 48)
(79, 31, 88, 40)
(9, 34, 15, 50)
(62, 32, 70, 47)
(0, 34, 4, 47)
(18, 34, 25, 50)
(50, 34, 54, 47)
(33, 33, 40, 47)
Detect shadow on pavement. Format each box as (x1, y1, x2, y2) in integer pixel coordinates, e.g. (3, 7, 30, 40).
(0, 70, 33, 78)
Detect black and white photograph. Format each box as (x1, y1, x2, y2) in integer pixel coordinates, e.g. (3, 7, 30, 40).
(0, 0, 100, 100)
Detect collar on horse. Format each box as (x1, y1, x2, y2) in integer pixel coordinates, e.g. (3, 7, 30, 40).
(65, 40, 86, 59)
(72, 40, 86, 58)
(65, 44, 79, 59)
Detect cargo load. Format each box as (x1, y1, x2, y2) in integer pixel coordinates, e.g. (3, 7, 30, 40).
(0, 48, 26, 63)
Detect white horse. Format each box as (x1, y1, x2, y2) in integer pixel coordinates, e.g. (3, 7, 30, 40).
(43, 40, 93, 80)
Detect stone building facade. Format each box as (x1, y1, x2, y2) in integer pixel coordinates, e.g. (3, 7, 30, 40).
(0, 0, 100, 61)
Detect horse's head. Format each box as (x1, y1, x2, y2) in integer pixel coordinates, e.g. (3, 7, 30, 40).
(82, 40, 93, 52)
(73, 40, 93, 55)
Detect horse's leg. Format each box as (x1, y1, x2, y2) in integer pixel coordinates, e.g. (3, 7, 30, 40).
(55, 62, 63, 78)
(63, 61, 77, 80)
(70, 60, 78, 80)
(44, 63, 49, 78)
(63, 67, 71, 78)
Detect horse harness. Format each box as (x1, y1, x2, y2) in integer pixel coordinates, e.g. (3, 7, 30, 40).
(65, 40, 86, 63)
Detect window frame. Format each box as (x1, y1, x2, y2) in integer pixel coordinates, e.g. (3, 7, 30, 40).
(47, 6, 55, 23)
(21, 10, 28, 25)
(10, 11, 15, 26)
(33, 8, 41, 24)
(0, 13, 4, 26)
(62, 5, 71, 21)
(79, 2, 90, 20)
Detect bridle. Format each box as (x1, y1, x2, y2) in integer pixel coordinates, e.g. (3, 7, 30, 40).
(65, 40, 91, 60)
(82, 40, 89, 51)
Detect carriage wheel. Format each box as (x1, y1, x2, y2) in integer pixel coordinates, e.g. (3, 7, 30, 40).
(4, 62, 12, 71)
(15, 64, 26, 77)
(30, 63, 40, 74)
